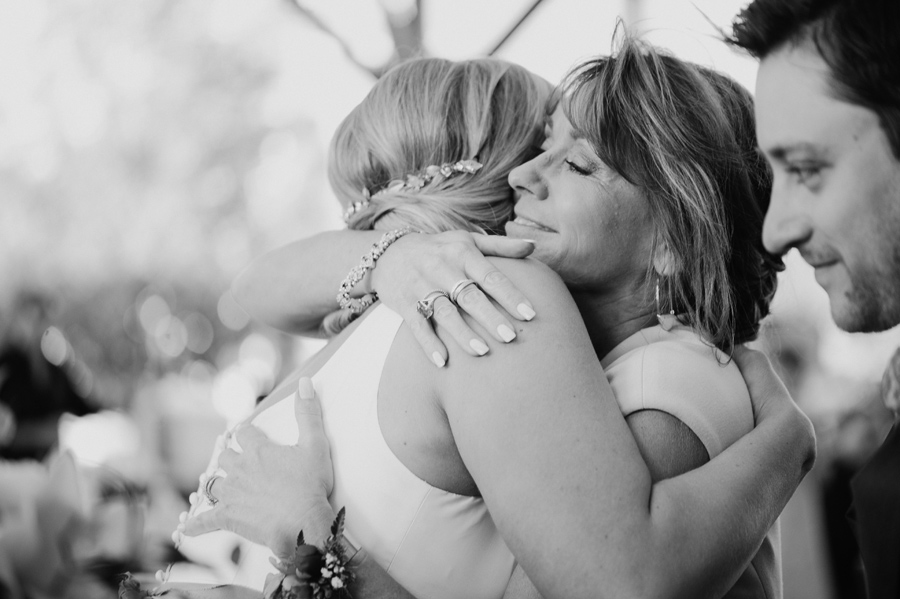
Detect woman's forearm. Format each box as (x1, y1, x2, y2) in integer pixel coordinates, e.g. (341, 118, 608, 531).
(231, 230, 382, 335)
(644, 406, 814, 598)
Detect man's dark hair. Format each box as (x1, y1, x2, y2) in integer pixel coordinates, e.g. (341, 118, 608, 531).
(729, 0, 900, 158)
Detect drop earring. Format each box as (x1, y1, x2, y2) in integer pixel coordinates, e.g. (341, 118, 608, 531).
(656, 277, 677, 331)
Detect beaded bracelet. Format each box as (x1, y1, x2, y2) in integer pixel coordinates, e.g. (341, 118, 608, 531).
(336, 227, 417, 315)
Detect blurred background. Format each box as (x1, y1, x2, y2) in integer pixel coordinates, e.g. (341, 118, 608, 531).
(1, 0, 899, 597)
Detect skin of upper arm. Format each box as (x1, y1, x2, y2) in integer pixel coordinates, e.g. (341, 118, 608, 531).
(625, 410, 710, 483)
(434, 257, 654, 599)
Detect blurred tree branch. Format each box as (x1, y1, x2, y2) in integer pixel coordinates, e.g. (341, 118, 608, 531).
(282, 0, 424, 79)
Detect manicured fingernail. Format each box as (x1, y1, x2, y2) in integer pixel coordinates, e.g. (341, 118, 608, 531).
(469, 339, 489, 356)
(298, 377, 315, 399)
(432, 352, 446, 368)
(517, 303, 535, 320)
(497, 324, 516, 342)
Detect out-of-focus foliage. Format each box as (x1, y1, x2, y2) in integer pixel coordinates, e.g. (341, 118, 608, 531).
(0, 0, 386, 410)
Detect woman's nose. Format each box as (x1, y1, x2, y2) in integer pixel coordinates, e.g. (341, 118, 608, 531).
(508, 153, 547, 201)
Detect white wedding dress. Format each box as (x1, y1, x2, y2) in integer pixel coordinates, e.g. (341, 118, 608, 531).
(187, 304, 516, 599)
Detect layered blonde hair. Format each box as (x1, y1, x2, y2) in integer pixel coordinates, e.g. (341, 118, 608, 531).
(559, 37, 782, 354)
(329, 57, 551, 235)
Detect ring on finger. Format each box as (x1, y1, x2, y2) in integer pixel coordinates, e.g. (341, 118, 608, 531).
(416, 290, 450, 320)
(204, 474, 222, 506)
(449, 279, 478, 304)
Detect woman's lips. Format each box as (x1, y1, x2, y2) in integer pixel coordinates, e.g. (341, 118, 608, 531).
(510, 216, 555, 233)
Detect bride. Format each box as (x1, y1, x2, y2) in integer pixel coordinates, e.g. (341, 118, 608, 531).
(180, 40, 814, 599)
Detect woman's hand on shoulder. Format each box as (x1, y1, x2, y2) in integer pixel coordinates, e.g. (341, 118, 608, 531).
(372, 230, 538, 366)
(733, 346, 816, 476)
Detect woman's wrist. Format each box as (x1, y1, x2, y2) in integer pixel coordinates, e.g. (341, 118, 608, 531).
(267, 507, 357, 599)
(273, 499, 337, 558)
(367, 231, 421, 297)
(336, 227, 417, 315)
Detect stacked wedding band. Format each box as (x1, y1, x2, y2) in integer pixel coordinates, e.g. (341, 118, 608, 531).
(203, 474, 221, 506)
(449, 278, 478, 304)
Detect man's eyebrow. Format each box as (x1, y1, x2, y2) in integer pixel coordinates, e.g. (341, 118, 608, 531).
(763, 142, 828, 162)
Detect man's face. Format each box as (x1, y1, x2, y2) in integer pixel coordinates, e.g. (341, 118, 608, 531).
(755, 43, 900, 333)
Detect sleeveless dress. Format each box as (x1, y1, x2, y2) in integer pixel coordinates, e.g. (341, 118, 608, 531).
(602, 324, 783, 599)
(196, 304, 515, 599)
(183, 313, 780, 598)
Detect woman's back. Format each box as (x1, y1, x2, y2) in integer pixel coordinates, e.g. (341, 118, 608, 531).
(240, 256, 585, 598)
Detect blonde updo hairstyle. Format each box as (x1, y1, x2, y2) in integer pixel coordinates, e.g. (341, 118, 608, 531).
(329, 57, 551, 235)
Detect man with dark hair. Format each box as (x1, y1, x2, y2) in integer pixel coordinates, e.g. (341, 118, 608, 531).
(729, 1, 900, 598)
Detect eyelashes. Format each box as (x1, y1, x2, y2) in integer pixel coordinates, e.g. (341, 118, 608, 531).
(565, 160, 591, 176)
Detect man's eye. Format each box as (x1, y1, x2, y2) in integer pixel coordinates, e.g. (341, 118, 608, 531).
(787, 164, 822, 185)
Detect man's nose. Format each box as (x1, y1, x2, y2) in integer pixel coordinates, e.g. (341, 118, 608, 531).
(762, 186, 813, 255)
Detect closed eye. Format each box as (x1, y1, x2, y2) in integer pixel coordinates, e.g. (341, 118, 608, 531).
(565, 160, 591, 175)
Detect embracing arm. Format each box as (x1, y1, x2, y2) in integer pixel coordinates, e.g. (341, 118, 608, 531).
(231, 230, 536, 353)
(231, 231, 383, 335)
(440, 258, 813, 599)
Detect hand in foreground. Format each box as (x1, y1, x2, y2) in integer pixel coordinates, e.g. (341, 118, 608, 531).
(732, 346, 817, 476)
(181, 378, 337, 557)
(373, 230, 537, 367)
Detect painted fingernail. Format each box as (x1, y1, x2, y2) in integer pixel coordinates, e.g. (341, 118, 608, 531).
(298, 377, 315, 399)
(517, 303, 535, 320)
(469, 339, 489, 356)
(432, 352, 446, 368)
(497, 324, 516, 342)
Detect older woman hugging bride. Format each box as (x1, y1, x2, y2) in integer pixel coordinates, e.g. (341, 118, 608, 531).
(176, 36, 814, 599)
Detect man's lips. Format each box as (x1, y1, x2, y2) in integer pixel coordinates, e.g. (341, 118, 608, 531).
(510, 215, 556, 233)
(799, 252, 839, 269)
(797, 247, 841, 268)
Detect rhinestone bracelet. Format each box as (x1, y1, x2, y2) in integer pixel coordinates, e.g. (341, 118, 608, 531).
(336, 227, 417, 314)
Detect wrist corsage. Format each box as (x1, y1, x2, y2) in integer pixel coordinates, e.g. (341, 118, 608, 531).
(264, 508, 357, 599)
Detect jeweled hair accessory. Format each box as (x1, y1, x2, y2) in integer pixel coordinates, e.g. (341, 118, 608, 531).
(342, 159, 483, 224)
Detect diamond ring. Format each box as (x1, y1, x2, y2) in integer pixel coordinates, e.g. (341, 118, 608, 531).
(416, 290, 451, 320)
